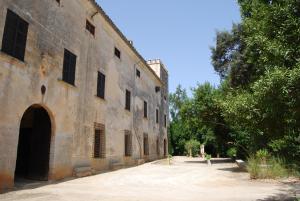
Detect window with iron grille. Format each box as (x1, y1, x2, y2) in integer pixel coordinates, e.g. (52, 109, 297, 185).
(144, 101, 148, 118)
(97, 72, 105, 99)
(114, 47, 121, 59)
(125, 90, 131, 111)
(94, 124, 105, 158)
(62, 49, 77, 85)
(143, 133, 149, 156)
(156, 109, 159, 124)
(86, 20, 95, 36)
(125, 130, 132, 157)
(1, 9, 29, 61)
(156, 138, 160, 155)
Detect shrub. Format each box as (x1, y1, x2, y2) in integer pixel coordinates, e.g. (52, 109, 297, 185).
(247, 155, 288, 179)
(227, 147, 237, 159)
(205, 153, 212, 160)
(256, 149, 269, 164)
(185, 139, 201, 157)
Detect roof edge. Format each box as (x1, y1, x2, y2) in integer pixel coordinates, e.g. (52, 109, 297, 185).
(88, 0, 163, 85)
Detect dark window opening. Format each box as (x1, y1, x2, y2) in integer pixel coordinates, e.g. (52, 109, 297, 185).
(114, 47, 121, 59)
(125, 90, 131, 111)
(136, 69, 141, 78)
(156, 109, 159, 124)
(144, 101, 148, 118)
(62, 49, 77, 86)
(164, 114, 167, 128)
(144, 133, 149, 156)
(125, 130, 132, 157)
(156, 138, 160, 155)
(55, 0, 60, 4)
(97, 72, 105, 99)
(1, 9, 29, 61)
(86, 20, 95, 36)
(94, 125, 105, 158)
(164, 139, 167, 157)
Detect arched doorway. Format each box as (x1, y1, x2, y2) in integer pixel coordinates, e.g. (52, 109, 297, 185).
(15, 105, 52, 181)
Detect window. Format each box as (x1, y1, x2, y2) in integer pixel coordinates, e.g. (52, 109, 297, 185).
(156, 138, 160, 155)
(86, 20, 95, 36)
(156, 109, 159, 124)
(125, 90, 131, 111)
(97, 72, 105, 99)
(114, 47, 121, 59)
(94, 124, 105, 158)
(143, 133, 149, 156)
(164, 114, 167, 128)
(144, 101, 148, 118)
(136, 69, 141, 78)
(62, 49, 77, 85)
(164, 139, 167, 157)
(1, 9, 29, 61)
(155, 86, 161, 93)
(125, 130, 132, 157)
(55, 0, 60, 4)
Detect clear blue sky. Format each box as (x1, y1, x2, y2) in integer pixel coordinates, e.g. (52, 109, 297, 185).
(97, 0, 241, 94)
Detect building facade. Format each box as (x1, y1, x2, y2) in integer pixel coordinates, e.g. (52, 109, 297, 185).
(0, 0, 169, 191)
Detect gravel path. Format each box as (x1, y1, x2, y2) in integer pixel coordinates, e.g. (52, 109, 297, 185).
(1, 156, 299, 201)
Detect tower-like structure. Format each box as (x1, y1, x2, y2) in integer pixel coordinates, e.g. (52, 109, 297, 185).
(148, 59, 169, 155)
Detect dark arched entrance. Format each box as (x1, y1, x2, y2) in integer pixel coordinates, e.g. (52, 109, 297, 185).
(15, 105, 51, 181)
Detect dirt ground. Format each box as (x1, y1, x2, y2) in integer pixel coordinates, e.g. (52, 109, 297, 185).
(1, 156, 299, 201)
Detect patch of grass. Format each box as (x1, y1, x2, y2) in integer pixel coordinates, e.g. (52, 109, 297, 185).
(247, 155, 289, 179)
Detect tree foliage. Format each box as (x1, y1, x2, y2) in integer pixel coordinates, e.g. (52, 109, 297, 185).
(170, 0, 300, 165)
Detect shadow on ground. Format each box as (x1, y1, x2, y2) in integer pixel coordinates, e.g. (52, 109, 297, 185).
(184, 158, 233, 164)
(256, 180, 300, 201)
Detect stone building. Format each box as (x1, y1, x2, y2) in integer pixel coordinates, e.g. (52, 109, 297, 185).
(0, 0, 169, 191)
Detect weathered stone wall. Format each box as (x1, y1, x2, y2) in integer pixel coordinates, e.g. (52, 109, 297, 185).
(0, 0, 168, 191)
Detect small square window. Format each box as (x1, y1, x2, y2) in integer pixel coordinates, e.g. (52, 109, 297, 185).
(114, 47, 121, 59)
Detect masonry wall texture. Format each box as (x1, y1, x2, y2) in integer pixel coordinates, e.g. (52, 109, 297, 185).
(0, 0, 169, 191)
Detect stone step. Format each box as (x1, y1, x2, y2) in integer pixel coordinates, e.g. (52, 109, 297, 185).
(73, 166, 92, 178)
(110, 162, 124, 171)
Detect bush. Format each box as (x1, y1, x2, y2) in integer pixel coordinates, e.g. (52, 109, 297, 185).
(227, 147, 237, 159)
(205, 153, 212, 160)
(256, 149, 269, 164)
(247, 155, 288, 179)
(185, 139, 201, 157)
